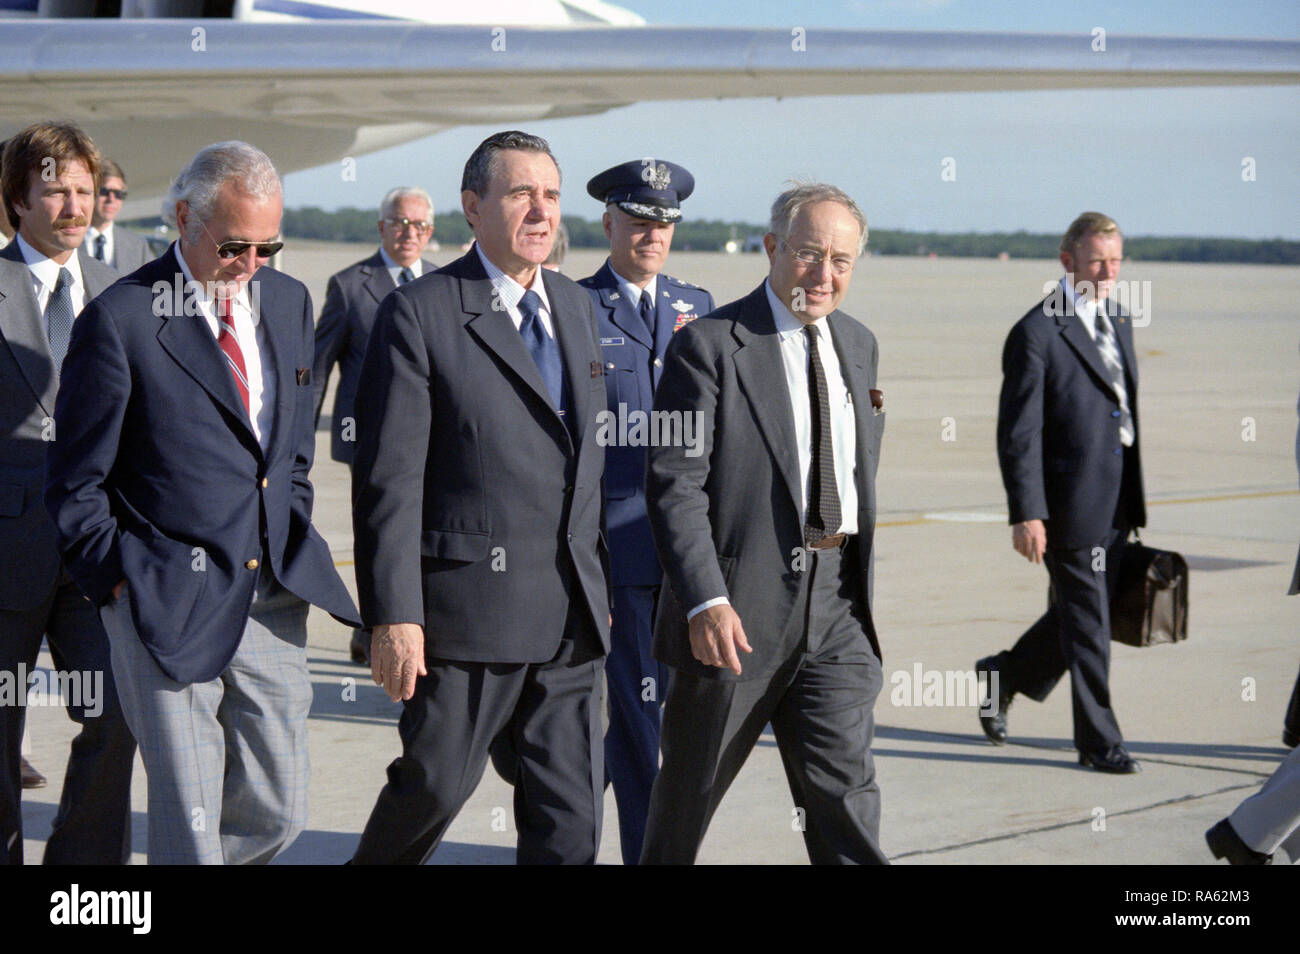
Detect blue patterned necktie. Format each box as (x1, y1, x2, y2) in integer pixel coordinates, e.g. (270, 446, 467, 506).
(518, 289, 564, 415)
(45, 266, 75, 374)
(638, 287, 656, 338)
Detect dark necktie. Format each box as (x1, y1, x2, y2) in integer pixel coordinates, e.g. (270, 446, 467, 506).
(1093, 307, 1134, 446)
(217, 296, 251, 416)
(45, 267, 74, 374)
(637, 288, 656, 339)
(398, 267, 414, 285)
(518, 290, 564, 415)
(94, 234, 107, 262)
(804, 324, 841, 542)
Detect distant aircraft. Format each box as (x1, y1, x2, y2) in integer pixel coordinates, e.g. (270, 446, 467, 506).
(2, 1, 1297, 214)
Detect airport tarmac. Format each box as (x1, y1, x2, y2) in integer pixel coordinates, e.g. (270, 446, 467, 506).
(20, 245, 1300, 864)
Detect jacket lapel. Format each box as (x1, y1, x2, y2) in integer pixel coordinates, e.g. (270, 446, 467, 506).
(596, 262, 652, 350)
(0, 245, 58, 415)
(252, 272, 294, 460)
(1057, 311, 1122, 401)
(153, 248, 259, 448)
(544, 268, 593, 449)
(361, 253, 395, 306)
(731, 285, 802, 521)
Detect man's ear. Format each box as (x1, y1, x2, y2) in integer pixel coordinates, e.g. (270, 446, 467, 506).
(461, 190, 479, 229)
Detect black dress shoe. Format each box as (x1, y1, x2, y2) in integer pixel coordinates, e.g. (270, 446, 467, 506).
(1078, 746, 1141, 774)
(976, 656, 1013, 745)
(1284, 728, 1299, 749)
(349, 628, 371, 666)
(1206, 818, 1271, 865)
(20, 757, 46, 789)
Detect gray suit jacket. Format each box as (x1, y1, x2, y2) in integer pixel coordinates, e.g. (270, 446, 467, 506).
(78, 226, 154, 275)
(0, 240, 118, 610)
(350, 247, 611, 663)
(312, 251, 437, 464)
(647, 283, 884, 680)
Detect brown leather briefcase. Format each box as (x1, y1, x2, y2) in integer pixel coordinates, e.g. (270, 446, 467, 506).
(1110, 538, 1189, 647)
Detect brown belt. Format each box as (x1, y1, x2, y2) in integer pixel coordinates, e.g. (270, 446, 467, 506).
(805, 532, 848, 551)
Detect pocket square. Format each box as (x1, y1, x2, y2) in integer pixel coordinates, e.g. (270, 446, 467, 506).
(296, 368, 311, 386)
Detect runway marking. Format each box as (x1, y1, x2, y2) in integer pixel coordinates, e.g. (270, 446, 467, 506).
(329, 488, 1299, 566)
(890, 779, 1264, 861)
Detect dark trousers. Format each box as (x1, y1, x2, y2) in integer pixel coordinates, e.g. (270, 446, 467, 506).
(641, 545, 887, 865)
(352, 611, 605, 865)
(604, 583, 668, 865)
(995, 526, 1128, 754)
(0, 573, 136, 865)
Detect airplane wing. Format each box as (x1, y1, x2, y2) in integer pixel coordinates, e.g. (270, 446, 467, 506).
(2, 22, 1296, 205)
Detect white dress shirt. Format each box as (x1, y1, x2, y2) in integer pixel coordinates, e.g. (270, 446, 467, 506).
(86, 223, 115, 265)
(686, 281, 860, 621)
(16, 233, 88, 336)
(474, 243, 554, 338)
(379, 246, 426, 286)
(175, 243, 275, 449)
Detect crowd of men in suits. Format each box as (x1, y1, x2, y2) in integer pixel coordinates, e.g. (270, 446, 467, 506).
(2, 119, 1295, 865)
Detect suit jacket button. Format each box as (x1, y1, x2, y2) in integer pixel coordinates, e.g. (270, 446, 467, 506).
(567, 533, 574, 542)
(261, 477, 269, 488)
(245, 558, 259, 570)
(1111, 410, 1120, 418)
(1113, 448, 1122, 455)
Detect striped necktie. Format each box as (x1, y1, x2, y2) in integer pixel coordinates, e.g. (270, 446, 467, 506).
(217, 296, 251, 416)
(1094, 307, 1134, 446)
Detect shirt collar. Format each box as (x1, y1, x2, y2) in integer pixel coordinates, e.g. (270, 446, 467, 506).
(16, 233, 85, 295)
(88, 223, 113, 240)
(1062, 274, 1102, 321)
(475, 243, 550, 314)
(378, 246, 420, 277)
(764, 279, 824, 340)
(608, 262, 656, 306)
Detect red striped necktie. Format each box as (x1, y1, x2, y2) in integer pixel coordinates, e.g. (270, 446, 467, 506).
(217, 295, 250, 416)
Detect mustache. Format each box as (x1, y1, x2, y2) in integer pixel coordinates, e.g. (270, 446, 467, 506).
(53, 217, 88, 229)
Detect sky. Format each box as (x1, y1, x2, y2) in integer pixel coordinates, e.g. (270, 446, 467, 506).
(280, 0, 1300, 239)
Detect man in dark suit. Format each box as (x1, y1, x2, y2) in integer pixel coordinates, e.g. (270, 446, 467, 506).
(350, 130, 610, 865)
(45, 141, 360, 863)
(312, 186, 437, 664)
(642, 183, 887, 864)
(976, 211, 1146, 774)
(0, 123, 136, 865)
(577, 158, 713, 864)
(81, 159, 153, 274)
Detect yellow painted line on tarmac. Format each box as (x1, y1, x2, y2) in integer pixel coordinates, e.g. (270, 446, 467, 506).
(329, 488, 1299, 566)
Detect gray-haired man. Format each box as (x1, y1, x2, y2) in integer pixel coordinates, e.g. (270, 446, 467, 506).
(45, 141, 360, 864)
(312, 186, 437, 664)
(641, 183, 888, 864)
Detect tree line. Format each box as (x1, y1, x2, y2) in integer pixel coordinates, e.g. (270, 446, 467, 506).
(128, 209, 1300, 265)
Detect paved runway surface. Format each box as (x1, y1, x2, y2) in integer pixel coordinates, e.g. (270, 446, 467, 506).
(21, 246, 1300, 863)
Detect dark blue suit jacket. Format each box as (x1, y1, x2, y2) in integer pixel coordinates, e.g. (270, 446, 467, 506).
(997, 291, 1147, 551)
(45, 246, 360, 684)
(351, 248, 610, 663)
(579, 260, 713, 586)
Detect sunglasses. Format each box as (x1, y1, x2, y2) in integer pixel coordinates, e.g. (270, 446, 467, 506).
(99, 187, 127, 200)
(200, 219, 283, 260)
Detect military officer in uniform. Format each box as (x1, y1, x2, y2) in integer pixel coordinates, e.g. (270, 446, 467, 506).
(578, 159, 714, 864)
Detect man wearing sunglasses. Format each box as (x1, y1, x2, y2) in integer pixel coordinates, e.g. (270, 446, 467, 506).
(80, 160, 153, 274)
(312, 187, 436, 665)
(45, 140, 360, 864)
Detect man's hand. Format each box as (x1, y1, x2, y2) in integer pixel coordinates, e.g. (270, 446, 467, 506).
(370, 622, 427, 701)
(1011, 519, 1047, 564)
(688, 604, 752, 675)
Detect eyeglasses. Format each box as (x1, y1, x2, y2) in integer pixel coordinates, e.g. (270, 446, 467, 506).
(99, 187, 127, 201)
(383, 217, 433, 235)
(780, 239, 855, 275)
(200, 219, 283, 260)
